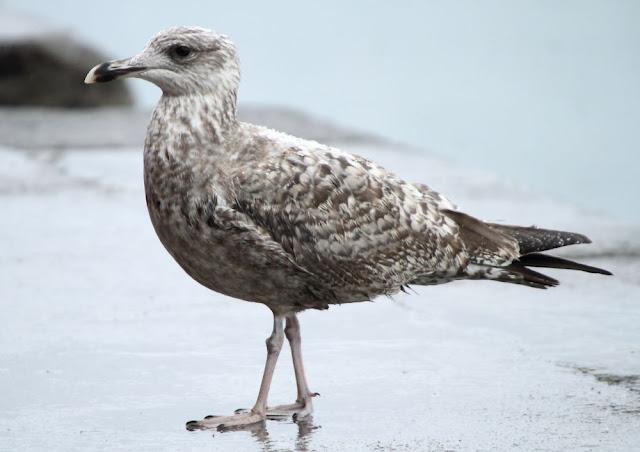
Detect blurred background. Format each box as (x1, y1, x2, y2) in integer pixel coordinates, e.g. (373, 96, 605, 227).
(2, 0, 638, 222)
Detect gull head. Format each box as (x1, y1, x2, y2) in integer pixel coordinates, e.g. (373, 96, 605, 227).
(85, 26, 240, 97)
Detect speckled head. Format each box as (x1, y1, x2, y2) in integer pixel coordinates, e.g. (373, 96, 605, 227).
(85, 26, 240, 97)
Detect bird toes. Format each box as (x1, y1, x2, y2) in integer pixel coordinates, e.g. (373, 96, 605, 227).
(186, 411, 265, 432)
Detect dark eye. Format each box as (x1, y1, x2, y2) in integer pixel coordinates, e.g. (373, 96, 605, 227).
(171, 45, 193, 59)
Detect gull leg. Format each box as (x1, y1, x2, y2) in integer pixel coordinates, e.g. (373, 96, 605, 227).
(186, 313, 285, 431)
(267, 314, 316, 420)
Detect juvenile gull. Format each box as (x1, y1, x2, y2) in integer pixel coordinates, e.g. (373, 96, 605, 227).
(85, 26, 611, 430)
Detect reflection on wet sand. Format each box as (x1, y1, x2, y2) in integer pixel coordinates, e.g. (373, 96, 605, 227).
(249, 417, 319, 452)
(192, 417, 320, 452)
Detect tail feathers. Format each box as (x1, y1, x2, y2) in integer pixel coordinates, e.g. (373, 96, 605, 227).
(464, 262, 559, 289)
(442, 209, 519, 264)
(497, 253, 612, 289)
(435, 210, 611, 289)
(487, 223, 591, 254)
(504, 261, 559, 289)
(519, 253, 612, 276)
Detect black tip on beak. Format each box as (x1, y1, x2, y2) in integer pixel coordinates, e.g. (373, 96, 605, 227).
(84, 60, 146, 84)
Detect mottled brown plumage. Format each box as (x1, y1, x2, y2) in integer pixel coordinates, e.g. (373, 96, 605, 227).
(85, 26, 611, 430)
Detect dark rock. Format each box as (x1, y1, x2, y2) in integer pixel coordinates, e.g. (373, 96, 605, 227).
(0, 10, 133, 108)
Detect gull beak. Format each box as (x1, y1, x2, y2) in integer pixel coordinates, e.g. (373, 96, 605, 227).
(84, 58, 146, 84)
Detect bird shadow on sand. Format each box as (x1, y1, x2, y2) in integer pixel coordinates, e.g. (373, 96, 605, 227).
(187, 416, 320, 451)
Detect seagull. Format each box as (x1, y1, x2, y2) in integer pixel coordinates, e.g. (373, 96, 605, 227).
(85, 26, 611, 431)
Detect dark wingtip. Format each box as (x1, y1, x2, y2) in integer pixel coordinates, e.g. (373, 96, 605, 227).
(518, 252, 612, 276)
(578, 265, 612, 276)
(561, 235, 614, 276)
(575, 233, 592, 245)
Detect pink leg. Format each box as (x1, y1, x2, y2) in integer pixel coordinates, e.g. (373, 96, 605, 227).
(187, 313, 285, 431)
(267, 314, 316, 420)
